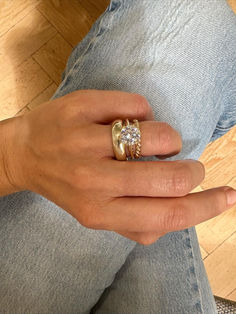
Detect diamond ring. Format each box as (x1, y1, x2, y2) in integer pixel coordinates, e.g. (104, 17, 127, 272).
(111, 118, 141, 161)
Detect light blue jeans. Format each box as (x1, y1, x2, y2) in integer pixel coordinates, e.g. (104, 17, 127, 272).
(0, 1, 236, 313)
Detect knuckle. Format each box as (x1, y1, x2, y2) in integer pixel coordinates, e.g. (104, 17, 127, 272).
(63, 100, 86, 121)
(171, 165, 192, 195)
(56, 105, 71, 125)
(133, 94, 151, 117)
(58, 101, 73, 117)
(79, 203, 104, 229)
(158, 122, 173, 153)
(198, 161, 205, 181)
(162, 203, 187, 231)
(214, 189, 228, 215)
(78, 214, 90, 228)
(176, 130, 183, 152)
(138, 234, 158, 246)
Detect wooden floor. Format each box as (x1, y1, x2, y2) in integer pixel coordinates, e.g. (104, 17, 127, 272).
(0, 0, 235, 302)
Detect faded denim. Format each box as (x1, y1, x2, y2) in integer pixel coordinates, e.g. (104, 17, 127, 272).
(0, 0, 235, 313)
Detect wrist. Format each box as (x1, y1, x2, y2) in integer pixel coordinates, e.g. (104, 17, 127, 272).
(0, 116, 25, 196)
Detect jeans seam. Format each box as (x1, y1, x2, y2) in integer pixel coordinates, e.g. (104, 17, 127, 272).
(185, 228, 204, 313)
(60, 1, 123, 89)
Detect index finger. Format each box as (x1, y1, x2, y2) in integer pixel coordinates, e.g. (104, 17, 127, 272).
(97, 186, 234, 233)
(63, 89, 155, 122)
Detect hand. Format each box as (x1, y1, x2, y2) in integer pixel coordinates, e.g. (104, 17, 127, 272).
(3, 89, 236, 245)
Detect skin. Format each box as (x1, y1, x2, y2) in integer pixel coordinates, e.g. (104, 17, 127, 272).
(0, 89, 235, 245)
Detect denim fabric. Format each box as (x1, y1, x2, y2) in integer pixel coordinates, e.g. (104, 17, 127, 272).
(0, 0, 235, 313)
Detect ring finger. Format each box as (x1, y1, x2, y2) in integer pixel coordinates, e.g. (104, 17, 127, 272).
(76, 120, 182, 158)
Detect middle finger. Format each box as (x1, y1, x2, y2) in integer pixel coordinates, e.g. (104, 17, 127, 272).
(105, 159, 205, 197)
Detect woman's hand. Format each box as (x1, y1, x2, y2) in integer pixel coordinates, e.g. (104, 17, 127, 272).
(2, 89, 236, 245)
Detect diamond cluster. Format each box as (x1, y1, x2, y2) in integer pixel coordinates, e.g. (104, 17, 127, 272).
(120, 125, 141, 145)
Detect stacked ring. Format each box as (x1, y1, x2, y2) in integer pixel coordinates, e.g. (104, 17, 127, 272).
(112, 118, 141, 161)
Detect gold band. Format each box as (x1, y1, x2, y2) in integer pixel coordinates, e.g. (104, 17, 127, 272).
(112, 118, 141, 161)
(111, 119, 127, 160)
(133, 119, 141, 159)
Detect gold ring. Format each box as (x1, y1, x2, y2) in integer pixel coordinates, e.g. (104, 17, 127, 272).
(111, 118, 141, 161)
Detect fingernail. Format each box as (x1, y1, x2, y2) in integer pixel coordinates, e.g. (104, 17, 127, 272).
(225, 187, 236, 207)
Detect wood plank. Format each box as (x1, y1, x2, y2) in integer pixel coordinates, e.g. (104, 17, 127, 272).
(225, 176, 236, 189)
(227, 288, 236, 301)
(196, 176, 236, 254)
(196, 177, 236, 254)
(79, 0, 110, 20)
(195, 202, 236, 254)
(0, 0, 41, 38)
(199, 245, 208, 260)
(15, 106, 30, 117)
(191, 185, 203, 193)
(0, 9, 57, 82)
(199, 126, 236, 170)
(33, 33, 73, 85)
(228, 0, 236, 13)
(28, 83, 58, 110)
(199, 127, 236, 189)
(37, 0, 108, 47)
(203, 232, 236, 300)
(0, 58, 52, 121)
(200, 150, 236, 189)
